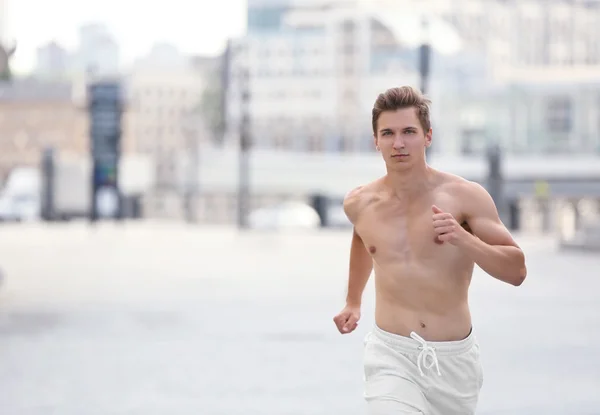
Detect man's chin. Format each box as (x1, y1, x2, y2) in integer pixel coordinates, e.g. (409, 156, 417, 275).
(386, 161, 413, 171)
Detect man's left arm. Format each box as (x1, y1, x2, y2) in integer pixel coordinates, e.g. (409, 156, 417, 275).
(457, 182, 527, 286)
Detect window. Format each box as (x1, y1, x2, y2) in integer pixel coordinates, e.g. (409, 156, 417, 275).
(248, 8, 286, 31)
(546, 96, 572, 133)
(342, 20, 355, 33)
(309, 135, 322, 152)
(343, 61, 355, 75)
(596, 94, 600, 150)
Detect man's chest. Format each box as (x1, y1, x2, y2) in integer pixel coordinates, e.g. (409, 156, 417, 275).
(356, 195, 466, 261)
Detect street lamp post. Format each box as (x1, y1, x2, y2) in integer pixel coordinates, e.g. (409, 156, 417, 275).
(487, 143, 507, 224)
(419, 17, 432, 158)
(237, 67, 251, 229)
(419, 17, 431, 95)
(183, 114, 201, 223)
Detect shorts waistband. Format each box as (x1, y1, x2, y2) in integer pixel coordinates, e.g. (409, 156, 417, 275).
(369, 324, 476, 357)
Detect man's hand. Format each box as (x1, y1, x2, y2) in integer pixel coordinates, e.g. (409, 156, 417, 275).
(333, 305, 361, 334)
(432, 205, 469, 246)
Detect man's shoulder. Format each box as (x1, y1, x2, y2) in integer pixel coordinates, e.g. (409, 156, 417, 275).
(343, 179, 382, 222)
(437, 172, 495, 214)
(344, 179, 382, 204)
(438, 171, 487, 196)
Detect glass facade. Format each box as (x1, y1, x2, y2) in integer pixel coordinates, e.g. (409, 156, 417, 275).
(248, 7, 288, 33)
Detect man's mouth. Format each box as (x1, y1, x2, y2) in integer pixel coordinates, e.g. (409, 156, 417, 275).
(392, 154, 409, 158)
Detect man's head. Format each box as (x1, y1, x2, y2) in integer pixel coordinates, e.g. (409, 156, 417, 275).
(372, 86, 432, 169)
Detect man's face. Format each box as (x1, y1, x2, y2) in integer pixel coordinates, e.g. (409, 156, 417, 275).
(373, 108, 432, 169)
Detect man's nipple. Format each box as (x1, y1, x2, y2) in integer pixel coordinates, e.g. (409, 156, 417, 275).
(369, 246, 377, 254)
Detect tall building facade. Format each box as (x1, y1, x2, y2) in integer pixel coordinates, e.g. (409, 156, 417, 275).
(0, 79, 137, 177)
(226, 0, 600, 157)
(226, 1, 423, 154)
(126, 44, 214, 218)
(434, 0, 600, 155)
(73, 23, 120, 77)
(35, 41, 69, 79)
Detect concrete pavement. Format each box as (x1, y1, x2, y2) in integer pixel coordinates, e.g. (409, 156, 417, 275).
(0, 222, 599, 414)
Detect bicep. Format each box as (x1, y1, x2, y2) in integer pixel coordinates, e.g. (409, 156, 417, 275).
(343, 186, 363, 224)
(351, 227, 368, 252)
(350, 227, 373, 268)
(464, 184, 519, 247)
(468, 216, 517, 247)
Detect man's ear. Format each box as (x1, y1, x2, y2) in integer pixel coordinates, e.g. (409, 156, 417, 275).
(425, 128, 432, 148)
(373, 134, 379, 151)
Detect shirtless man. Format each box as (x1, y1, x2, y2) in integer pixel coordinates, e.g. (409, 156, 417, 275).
(332, 86, 527, 415)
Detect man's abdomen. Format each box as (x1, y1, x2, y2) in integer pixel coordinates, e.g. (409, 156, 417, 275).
(372, 265, 473, 342)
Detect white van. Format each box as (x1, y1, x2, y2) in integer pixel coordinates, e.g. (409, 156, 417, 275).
(0, 167, 41, 222)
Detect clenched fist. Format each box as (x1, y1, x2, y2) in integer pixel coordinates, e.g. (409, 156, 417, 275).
(333, 305, 361, 334)
(432, 205, 468, 245)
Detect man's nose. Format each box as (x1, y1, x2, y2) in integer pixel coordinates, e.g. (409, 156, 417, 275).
(393, 136, 405, 149)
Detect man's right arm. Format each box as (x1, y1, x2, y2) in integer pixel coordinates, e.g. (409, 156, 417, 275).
(345, 228, 373, 307)
(343, 188, 373, 307)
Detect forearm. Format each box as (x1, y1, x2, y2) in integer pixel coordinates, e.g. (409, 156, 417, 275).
(346, 263, 373, 306)
(345, 232, 373, 306)
(460, 234, 527, 286)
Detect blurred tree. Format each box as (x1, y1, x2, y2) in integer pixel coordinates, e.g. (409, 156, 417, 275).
(0, 42, 16, 81)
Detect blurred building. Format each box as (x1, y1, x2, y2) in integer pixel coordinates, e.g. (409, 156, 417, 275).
(32, 24, 120, 81)
(430, 0, 600, 155)
(126, 44, 215, 218)
(225, 0, 600, 157)
(0, 78, 136, 179)
(228, 0, 501, 154)
(72, 23, 120, 77)
(0, 80, 87, 178)
(491, 82, 600, 155)
(368, 0, 600, 72)
(186, 0, 600, 226)
(34, 41, 69, 80)
(226, 0, 423, 154)
(411, 0, 600, 155)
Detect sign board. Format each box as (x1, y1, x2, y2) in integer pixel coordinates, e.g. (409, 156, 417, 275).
(88, 81, 122, 220)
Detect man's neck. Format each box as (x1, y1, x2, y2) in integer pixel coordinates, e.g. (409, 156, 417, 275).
(384, 163, 432, 199)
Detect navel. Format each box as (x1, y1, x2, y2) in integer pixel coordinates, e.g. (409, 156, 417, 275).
(420, 321, 426, 329)
(369, 246, 377, 254)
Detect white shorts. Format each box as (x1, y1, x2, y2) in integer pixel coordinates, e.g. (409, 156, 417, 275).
(363, 325, 484, 415)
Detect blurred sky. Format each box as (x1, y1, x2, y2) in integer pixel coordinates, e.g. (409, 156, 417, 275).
(6, 0, 248, 73)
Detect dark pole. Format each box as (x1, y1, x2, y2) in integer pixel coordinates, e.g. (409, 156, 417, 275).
(419, 17, 431, 95)
(419, 17, 432, 158)
(237, 67, 251, 229)
(221, 40, 232, 141)
(41, 147, 56, 221)
(486, 143, 506, 224)
(183, 116, 199, 223)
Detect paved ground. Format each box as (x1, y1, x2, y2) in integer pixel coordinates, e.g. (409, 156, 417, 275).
(0, 221, 599, 414)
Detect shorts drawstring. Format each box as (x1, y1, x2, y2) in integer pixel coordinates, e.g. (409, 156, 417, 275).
(410, 331, 442, 377)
